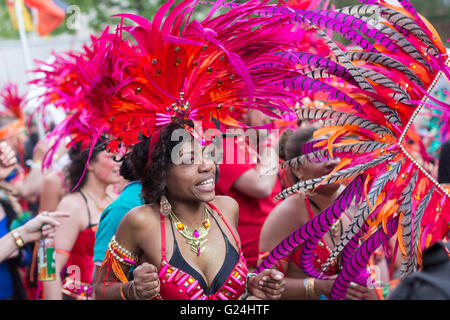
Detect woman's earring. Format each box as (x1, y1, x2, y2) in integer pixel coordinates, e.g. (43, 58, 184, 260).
(160, 196, 172, 217)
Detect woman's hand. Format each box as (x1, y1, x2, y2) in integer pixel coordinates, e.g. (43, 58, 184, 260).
(345, 282, 369, 300)
(0, 141, 18, 180)
(18, 211, 70, 244)
(131, 263, 160, 300)
(315, 278, 369, 300)
(248, 269, 285, 300)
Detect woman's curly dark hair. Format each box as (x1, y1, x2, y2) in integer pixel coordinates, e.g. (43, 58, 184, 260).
(110, 132, 150, 182)
(65, 139, 107, 191)
(284, 126, 316, 161)
(279, 126, 316, 185)
(135, 120, 194, 204)
(118, 154, 136, 181)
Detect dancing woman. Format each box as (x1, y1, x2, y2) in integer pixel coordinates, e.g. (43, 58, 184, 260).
(96, 121, 285, 300)
(43, 141, 121, 299)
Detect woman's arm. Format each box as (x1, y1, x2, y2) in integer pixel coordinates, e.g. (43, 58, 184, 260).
(231, 143, 280, 199)
(0, 211, 68, 263)
(39, 171, 66, 212)
(94, 208, 160, 300)
(42, 196, 82, 300)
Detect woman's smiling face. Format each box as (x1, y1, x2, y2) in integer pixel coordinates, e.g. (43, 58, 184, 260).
(166, 139, 217, 203)
(89, 150, 122, 185)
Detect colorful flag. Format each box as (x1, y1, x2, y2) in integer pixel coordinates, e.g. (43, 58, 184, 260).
(24, 0, 68, 36)
(5, 0, 35, 31)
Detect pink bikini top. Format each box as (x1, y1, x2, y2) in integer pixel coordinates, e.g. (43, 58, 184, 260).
(155, 203, 248, 300)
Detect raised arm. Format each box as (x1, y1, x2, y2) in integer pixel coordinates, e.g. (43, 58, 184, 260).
(231, 143, 280, 199)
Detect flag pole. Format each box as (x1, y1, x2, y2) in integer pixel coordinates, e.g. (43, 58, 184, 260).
(14, 0, 46, 140)
(14, 0, 32, 70)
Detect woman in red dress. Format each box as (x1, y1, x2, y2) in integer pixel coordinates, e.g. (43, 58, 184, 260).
(259, 126, 373, 300)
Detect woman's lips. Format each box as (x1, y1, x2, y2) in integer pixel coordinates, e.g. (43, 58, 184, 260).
(195, 178, 215, 192)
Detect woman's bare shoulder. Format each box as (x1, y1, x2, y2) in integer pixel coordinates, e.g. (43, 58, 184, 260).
(56, 192, 85, 213)
(210, 195, 239, 226)
(270, 194, 308, 222)
(260, 194, 308, 250)
(119, 204, 160, 232)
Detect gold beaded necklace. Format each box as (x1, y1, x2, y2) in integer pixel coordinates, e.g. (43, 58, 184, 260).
(168, 206, 211, 257)
(81, 189, 113, 212)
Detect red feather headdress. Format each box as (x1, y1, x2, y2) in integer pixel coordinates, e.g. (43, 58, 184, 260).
(33, 0, 449, 298)
(0, 83, 26, 140)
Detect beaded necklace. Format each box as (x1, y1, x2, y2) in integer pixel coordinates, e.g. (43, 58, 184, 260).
(168, 206, 211, 257)
(81, 188, 113, 212)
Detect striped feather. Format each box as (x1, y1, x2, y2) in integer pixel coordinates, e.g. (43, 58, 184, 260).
(255, 175, 365, 274)
(273, 51, 357, 86)
(345, 51, 424, 87)
(380, 7, 438, 54)
(371, 101, 404, 127)
(282, 141, 388, 169)
(254, 6, 380, 53)
(313, 9, 399, 53)
(361, 18, 433, 70)
(357, 66, 410, 95)
(336, 5, 438, 56)
(319, 31, 375, 92)
(323, 161, 402, 268)
(318, 31, 404, 126)
(298, 176, 363, 278)
(275, 152, 396, 200)
(277, 76, 364, 111)
(296, 107, 392, 135)
(401, 185, 435, 278)
(399, 171, 419, 278)
(329, 215, 400, 299)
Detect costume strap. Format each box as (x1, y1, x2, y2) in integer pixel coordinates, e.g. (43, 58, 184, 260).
(304, 197, 315, 219)
(160, 212, 167, 260)
(207, 202, 241, 254)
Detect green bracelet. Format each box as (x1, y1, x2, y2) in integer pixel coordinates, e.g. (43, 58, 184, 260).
(241, 272, 257, 300)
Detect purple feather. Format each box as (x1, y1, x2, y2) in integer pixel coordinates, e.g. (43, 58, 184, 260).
(272, 51, 357, 85)
(255, 175, 364, 274)
(276, 75, 364, 111)
(298, 177, 363, 279)
(313, 10, 399, 53)
(329, 216, 399, 299)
